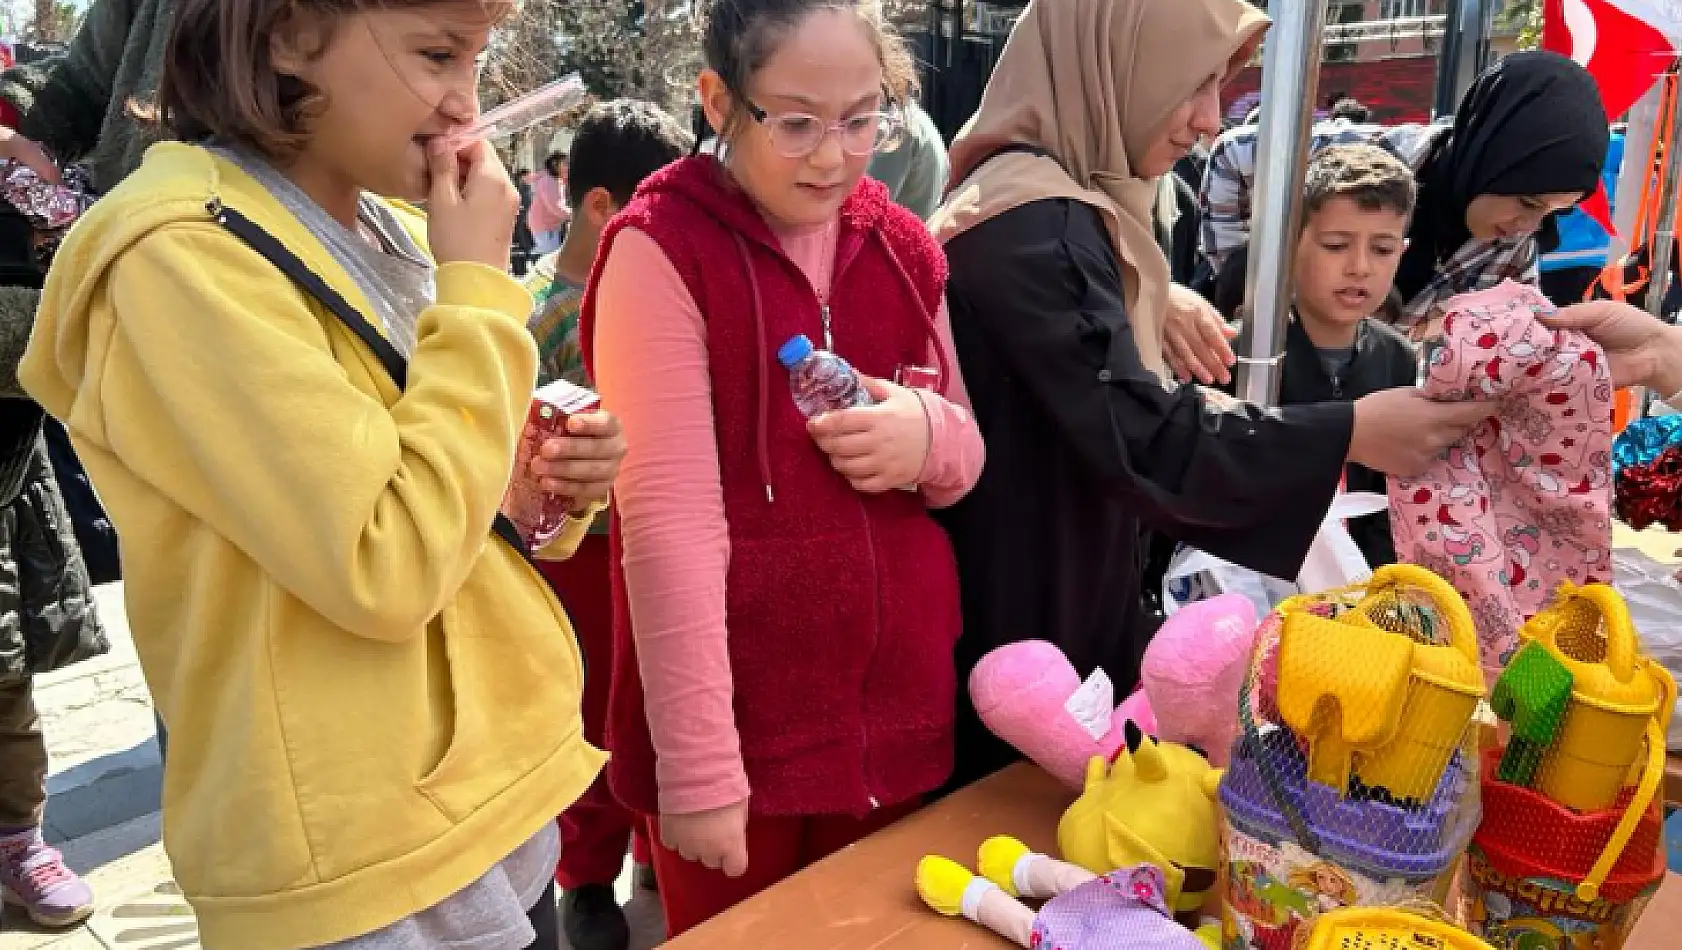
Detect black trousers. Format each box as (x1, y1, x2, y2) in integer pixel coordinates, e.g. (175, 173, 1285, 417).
(526, 882, 560, 950)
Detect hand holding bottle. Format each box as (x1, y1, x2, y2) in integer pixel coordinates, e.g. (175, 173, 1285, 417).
(808, 376, 931, 493)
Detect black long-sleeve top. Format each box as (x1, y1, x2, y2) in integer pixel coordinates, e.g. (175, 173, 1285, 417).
(938, 197, 1354, 786)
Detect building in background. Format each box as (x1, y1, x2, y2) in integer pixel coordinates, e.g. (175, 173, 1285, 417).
(904, 0, 1528, 138)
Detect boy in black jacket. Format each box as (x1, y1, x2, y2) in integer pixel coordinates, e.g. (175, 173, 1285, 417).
(1214, 144, 1419, 567)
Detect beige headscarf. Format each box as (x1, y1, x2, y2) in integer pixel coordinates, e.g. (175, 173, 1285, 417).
(930, 0, 1269, 379)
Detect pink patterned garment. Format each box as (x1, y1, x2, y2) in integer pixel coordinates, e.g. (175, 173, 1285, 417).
(1390, 281, 1613, 676)
(1028, 865, 1206, 950)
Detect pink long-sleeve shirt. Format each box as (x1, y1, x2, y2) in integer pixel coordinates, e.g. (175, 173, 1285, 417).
(593, 220, 983, 816)
(528, 171, 568, 234)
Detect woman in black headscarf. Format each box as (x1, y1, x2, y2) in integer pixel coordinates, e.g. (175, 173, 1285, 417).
(1394, 50, 1610, 331)
(1179, 51, 1611, 378)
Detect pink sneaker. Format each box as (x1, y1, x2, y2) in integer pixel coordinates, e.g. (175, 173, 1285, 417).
(0, 828, 94, 927)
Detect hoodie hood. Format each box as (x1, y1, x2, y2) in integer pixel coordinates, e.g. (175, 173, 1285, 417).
(21, 142, 398, 431)
(582, 155, 949, 504)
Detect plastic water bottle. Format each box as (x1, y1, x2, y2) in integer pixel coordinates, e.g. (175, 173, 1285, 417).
(777, 334, 874, 417)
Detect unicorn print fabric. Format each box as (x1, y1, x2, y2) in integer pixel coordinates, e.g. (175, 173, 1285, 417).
(1390, 280, 1613, 677)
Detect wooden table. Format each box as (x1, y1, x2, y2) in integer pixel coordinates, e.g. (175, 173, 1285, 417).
(1669, 754, 1682, 807)
(667, 764, 1682, 949)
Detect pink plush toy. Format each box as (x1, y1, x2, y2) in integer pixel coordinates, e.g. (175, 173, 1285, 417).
(1140, 594, 1258, 766)
(969, 594, 1259, 788)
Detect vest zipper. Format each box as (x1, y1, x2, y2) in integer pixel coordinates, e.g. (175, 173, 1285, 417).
(858, 491, 882, 811)
(815, 241, 879, 810)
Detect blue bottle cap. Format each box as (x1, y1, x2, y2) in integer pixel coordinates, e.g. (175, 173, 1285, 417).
(777, 334, 815, 368)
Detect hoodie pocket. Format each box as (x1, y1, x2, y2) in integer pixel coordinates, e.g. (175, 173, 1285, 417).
(416, 568, 587, 822)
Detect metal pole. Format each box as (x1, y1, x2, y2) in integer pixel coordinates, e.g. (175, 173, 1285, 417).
(1647, 98, 1682, 329)
(1635, 65, 1682, 415)
(1234, 0, 1328, 407)
(1433, 0, 1490, 119)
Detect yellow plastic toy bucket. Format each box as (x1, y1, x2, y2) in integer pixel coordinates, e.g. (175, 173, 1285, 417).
(1525, 583, 1670, 813)
(1278, 564, 1486, 801)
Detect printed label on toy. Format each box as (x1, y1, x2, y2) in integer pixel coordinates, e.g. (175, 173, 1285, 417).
(1465, 845, 1655, 950)
(1220, 829, 1445, 950)
(1065, 667, 1115, 741)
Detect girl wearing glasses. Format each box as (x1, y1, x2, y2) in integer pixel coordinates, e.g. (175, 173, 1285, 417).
(580, 0, 983, 935)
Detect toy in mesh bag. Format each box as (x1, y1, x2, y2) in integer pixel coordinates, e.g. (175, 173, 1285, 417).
(1218, 564, 1488, 950)
(1470, 582, 1675, 950)
(1297, 905, 1496, 950)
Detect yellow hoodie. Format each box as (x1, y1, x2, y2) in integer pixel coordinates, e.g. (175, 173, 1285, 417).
(20, 143, 605, 948)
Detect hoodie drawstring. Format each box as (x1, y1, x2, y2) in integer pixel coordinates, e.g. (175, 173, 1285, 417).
(874, 230, 952, 395)
(732, 232, 777, 504)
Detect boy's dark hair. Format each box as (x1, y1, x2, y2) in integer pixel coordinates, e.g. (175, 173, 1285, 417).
(1301, 144, 1416, 226)
(544, 151, 567, 177)
(567, 100, 694, 208)
(697, 0, 917, 139)
(153, 0, 512, 160)
(1329, 97, 1371, 123)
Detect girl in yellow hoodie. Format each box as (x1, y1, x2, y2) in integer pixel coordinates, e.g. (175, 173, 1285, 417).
(17, 2, 618, 947)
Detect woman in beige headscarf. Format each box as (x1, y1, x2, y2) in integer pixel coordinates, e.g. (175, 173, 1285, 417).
(930, 0, 1492, 788)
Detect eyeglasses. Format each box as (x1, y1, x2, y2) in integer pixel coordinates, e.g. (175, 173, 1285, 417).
(744, 100, 905, 158)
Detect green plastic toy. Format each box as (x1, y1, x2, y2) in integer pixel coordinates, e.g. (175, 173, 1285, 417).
(1489, 641, 1574, 788)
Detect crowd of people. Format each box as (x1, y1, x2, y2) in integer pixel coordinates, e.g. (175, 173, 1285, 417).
(0, 0, 1676, 948)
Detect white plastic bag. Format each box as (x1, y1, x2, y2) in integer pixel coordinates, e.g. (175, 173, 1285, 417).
(1613, 548, 1682, 750)
(1162, 492, 1390, 618)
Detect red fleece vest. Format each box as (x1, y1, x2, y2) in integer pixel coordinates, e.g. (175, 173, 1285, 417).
(580, 158, 962, 818)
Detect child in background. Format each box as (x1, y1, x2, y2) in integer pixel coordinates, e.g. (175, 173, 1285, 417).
(581, 0, 985, 935)
(16, 1, 620, 947)
(524, 98, 691, 950)
(1214, 144, 1419, 566)
(529, 150, 570, 254)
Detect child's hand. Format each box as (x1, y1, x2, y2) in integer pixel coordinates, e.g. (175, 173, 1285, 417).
(807, 376, 931, 493)
(531, 410, 625, 513)
(660, 800, 750, 878)
(426, 137, 518, 272)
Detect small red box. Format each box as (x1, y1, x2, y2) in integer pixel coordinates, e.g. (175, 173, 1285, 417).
(503, 379, 602, 549)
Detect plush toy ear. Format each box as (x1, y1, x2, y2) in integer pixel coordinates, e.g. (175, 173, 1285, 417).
(1104, 812, 1184, 903)
(1124, 719, 1144, 755)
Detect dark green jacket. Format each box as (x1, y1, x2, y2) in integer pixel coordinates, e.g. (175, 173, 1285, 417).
(1, 0, 173, 195)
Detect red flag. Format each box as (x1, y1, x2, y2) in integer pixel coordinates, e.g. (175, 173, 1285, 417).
(1544, 0, 1679, 233)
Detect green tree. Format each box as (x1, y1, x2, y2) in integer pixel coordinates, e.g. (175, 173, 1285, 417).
(1494, 0, 1543, 50)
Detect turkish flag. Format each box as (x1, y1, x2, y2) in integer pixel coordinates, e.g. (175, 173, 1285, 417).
(1543, 0, 1679, 232)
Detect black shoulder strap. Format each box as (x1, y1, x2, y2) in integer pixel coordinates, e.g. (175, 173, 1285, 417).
(211, 200, 536, 564)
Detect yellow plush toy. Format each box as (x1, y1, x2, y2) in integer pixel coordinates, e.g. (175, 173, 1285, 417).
(916, 723, 1224, 949)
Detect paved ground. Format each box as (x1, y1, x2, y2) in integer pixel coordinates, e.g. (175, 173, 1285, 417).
(0, 584, 664, 949)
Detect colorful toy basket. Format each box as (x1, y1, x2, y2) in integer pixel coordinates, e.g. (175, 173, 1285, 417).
(1468, 583, 1674, 950)
(1296, 906, 1496, 950)
(1218, 565, 1488, 950)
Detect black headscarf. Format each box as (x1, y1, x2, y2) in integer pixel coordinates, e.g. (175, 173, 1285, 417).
(1396, 51, 1609, 301)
